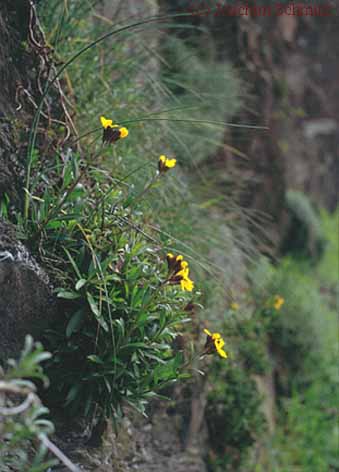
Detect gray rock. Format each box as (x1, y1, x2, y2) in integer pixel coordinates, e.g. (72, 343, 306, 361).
(0, 219, 55, 362)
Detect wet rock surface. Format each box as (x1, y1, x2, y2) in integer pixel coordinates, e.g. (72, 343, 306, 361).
(0, 219, 55, 362)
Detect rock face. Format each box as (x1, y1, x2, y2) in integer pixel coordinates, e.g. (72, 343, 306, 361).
(0, 220, 55, 362)
(0, 1, 56, 362)
(0, 0, 28, 208)
(53, 400, 208, 472)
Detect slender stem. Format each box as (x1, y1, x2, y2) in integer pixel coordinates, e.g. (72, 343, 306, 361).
(69, 112, 267, 147)
(90, 161, 154, 220)
(128, 172, 160, 209)
(39, 434, 80, 472)
(120, 117, 268, 130)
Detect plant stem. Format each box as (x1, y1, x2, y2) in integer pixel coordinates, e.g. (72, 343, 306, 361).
(129, 172, 160, 209)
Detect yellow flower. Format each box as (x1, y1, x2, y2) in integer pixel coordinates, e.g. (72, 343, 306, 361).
(203, 329, 228, 359)
(100, 116, 114, 129)
(230, 302, 239, 311)
(166, 253, 184, 274)
(119, 127, 129, 138)
(158, 155, 177, 173)
(100, 115, 129, 144)
(166, 253, 194, 292)
(273, 295, 285, 311)
(180, 275, 194, 292)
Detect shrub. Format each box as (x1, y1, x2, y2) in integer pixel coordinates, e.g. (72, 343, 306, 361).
(260, 379, 339, 471)
(206, 363, 266, 471)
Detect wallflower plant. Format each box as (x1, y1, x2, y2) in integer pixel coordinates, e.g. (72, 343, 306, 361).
(21, 147, 200, 421)
(20, 104, 226, 428)
(100, 115, 129, 144)
(203, 329, 228, 359)
(158, 155, 177, 173)
(166, 253, 194, 292)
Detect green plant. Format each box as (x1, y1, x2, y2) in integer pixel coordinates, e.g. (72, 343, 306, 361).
(245, 209, 339, 470)
(206, 363, 266, 471)
(0, 336, 77, 472)
(247, 253, 336, 391)
(258, 378, 339, 471)
(317, 207, 339, 286)
(19, 146, 195, 419)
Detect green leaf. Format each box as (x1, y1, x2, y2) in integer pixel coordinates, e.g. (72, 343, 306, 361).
(57, 290, 80, 300)
(153, 354, 183, 385)
(87, 355, 104, 364)
(64, 247, 82, 279)
(143, 352, 166, 364)
(75, 278, 87, 290)
(86, 292, 100, 317)
(45, 220, 63, 229)
(120, 342, 150, 350)
(65, 384, 81, 405)
(136, 311, 148, 326)
(114, 318, 125, 337)
(103, 376, 112, 394)
(86, 292, 108, 332)
(66, 309, 85, 337)
(71, 153, 80, 178)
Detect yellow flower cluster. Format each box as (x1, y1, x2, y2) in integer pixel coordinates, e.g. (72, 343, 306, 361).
(203, 329, 228, 359)
(158, 155, 177, 173)
(166, 253, 194, 292)
(100, 118, 178, 179)
(100, 116, 129, 144)
(273, 295, 285, 310)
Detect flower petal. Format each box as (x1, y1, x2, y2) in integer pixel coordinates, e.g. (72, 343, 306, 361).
(180, 277, 194, 292)
(119, 127, 129, 139)
(217, 347, 228, 359)
(166, 158, 176, 168)
(212, 333, 221, 340)
(100, 116, 113, 129)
